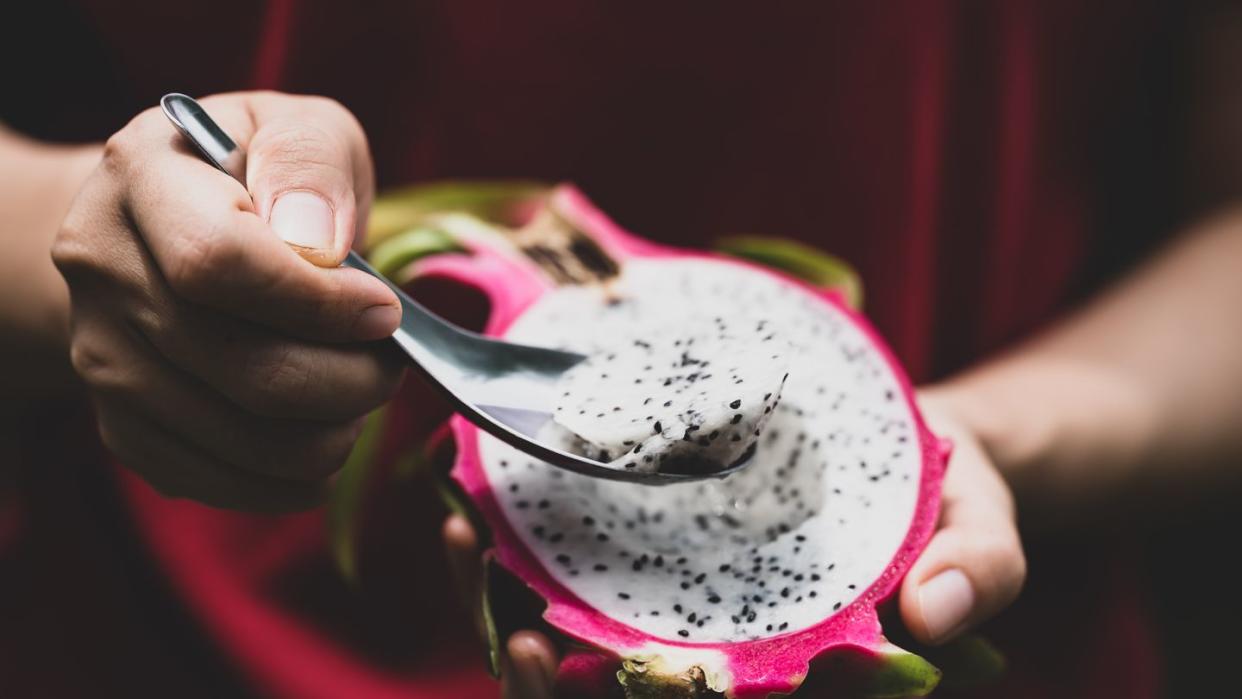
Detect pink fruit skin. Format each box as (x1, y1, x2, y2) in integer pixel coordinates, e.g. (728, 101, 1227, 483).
(442, 186, 948, 698)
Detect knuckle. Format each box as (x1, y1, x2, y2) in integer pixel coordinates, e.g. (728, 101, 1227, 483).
(69, 336, 128, 394)
(100, 108, 159, 176)
(52, 183, 116, 281)
(257, 120, 346, 168)
(50, 225, 91, 278)
(100, 131, 133, 177)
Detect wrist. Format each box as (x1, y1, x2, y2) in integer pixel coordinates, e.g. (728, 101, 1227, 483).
(924, 354, 1161, 526)
(0, 135, 102, 396)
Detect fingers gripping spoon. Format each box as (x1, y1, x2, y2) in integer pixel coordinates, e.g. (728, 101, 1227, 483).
(160, 93, 750, 485)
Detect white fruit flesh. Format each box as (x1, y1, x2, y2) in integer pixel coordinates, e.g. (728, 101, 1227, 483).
(479, 257, 922, 643)
(549, 328, 790, 474)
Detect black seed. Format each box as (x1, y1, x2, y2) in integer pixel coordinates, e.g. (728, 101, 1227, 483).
(678, 630, 690, 638)
(687, 612, 697, 622)
(618, 592, 631, 600)
(594, 564, 608, 572)
(719, 564, 731, 572)
(663, 400, 673, 407)
(549, 533, 564, 543)
(834, 602, 842, 610)
(680, 581, 691, 590)
(674, 604, 683, 613)
(596, 533, 609, 542)
(731, 414, 743, 425)
(653, 421, 662, 433)
(708, 595, 721, 604)
(556, 554, 571, 565)
(779, 622, 788, 631)
(729, 399, 742, 409)
(582, 516, 595, 526)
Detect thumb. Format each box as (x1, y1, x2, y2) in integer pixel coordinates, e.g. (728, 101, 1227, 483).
(899, 429, 1026, 645)
(243, 93, 375, 267)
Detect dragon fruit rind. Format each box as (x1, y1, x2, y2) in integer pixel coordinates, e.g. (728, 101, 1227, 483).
(383, 184, 949, 697)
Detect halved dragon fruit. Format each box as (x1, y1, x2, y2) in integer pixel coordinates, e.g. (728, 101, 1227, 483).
(365, 184, 951, 697)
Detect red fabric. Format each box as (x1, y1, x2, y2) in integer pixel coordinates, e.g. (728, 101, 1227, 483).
(5, 1, 1179, 697)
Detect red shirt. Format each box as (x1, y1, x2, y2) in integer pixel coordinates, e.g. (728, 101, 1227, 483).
(3, 1, 1180, 697)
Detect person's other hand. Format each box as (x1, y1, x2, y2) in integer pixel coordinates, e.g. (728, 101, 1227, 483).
(52, 91, 404, 511)
(899, 390, 1027, 645)
(444, 514, 559, 699)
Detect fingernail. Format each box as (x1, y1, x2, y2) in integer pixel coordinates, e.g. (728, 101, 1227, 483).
(270, 190, 335, 250)
(354, 304, 401, 339)
(918, 568, 975, 642)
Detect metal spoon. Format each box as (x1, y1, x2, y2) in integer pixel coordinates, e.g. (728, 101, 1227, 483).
(160, 93, 747, 485)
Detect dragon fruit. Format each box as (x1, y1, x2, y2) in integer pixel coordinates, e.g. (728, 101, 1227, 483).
(361, 183, 952, 697)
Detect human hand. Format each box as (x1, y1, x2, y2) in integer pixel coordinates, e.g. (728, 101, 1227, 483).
(898, 389, 1027, 645)
(52, 91, 404, 511)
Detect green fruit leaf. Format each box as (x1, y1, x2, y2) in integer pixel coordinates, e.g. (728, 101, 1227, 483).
(882, 623, 1008, 692)
(795, 642, 940, 698)
(368, 180, 549, 246)
(368, 226, 462, 280)
(324, 219, 476, 582)
(481, 555, 504, 678)
(859, 647, 942, 698)
(325, 406, 387, 583)
(716, 236, 863, 309)
(915, 634, 1006, 690)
